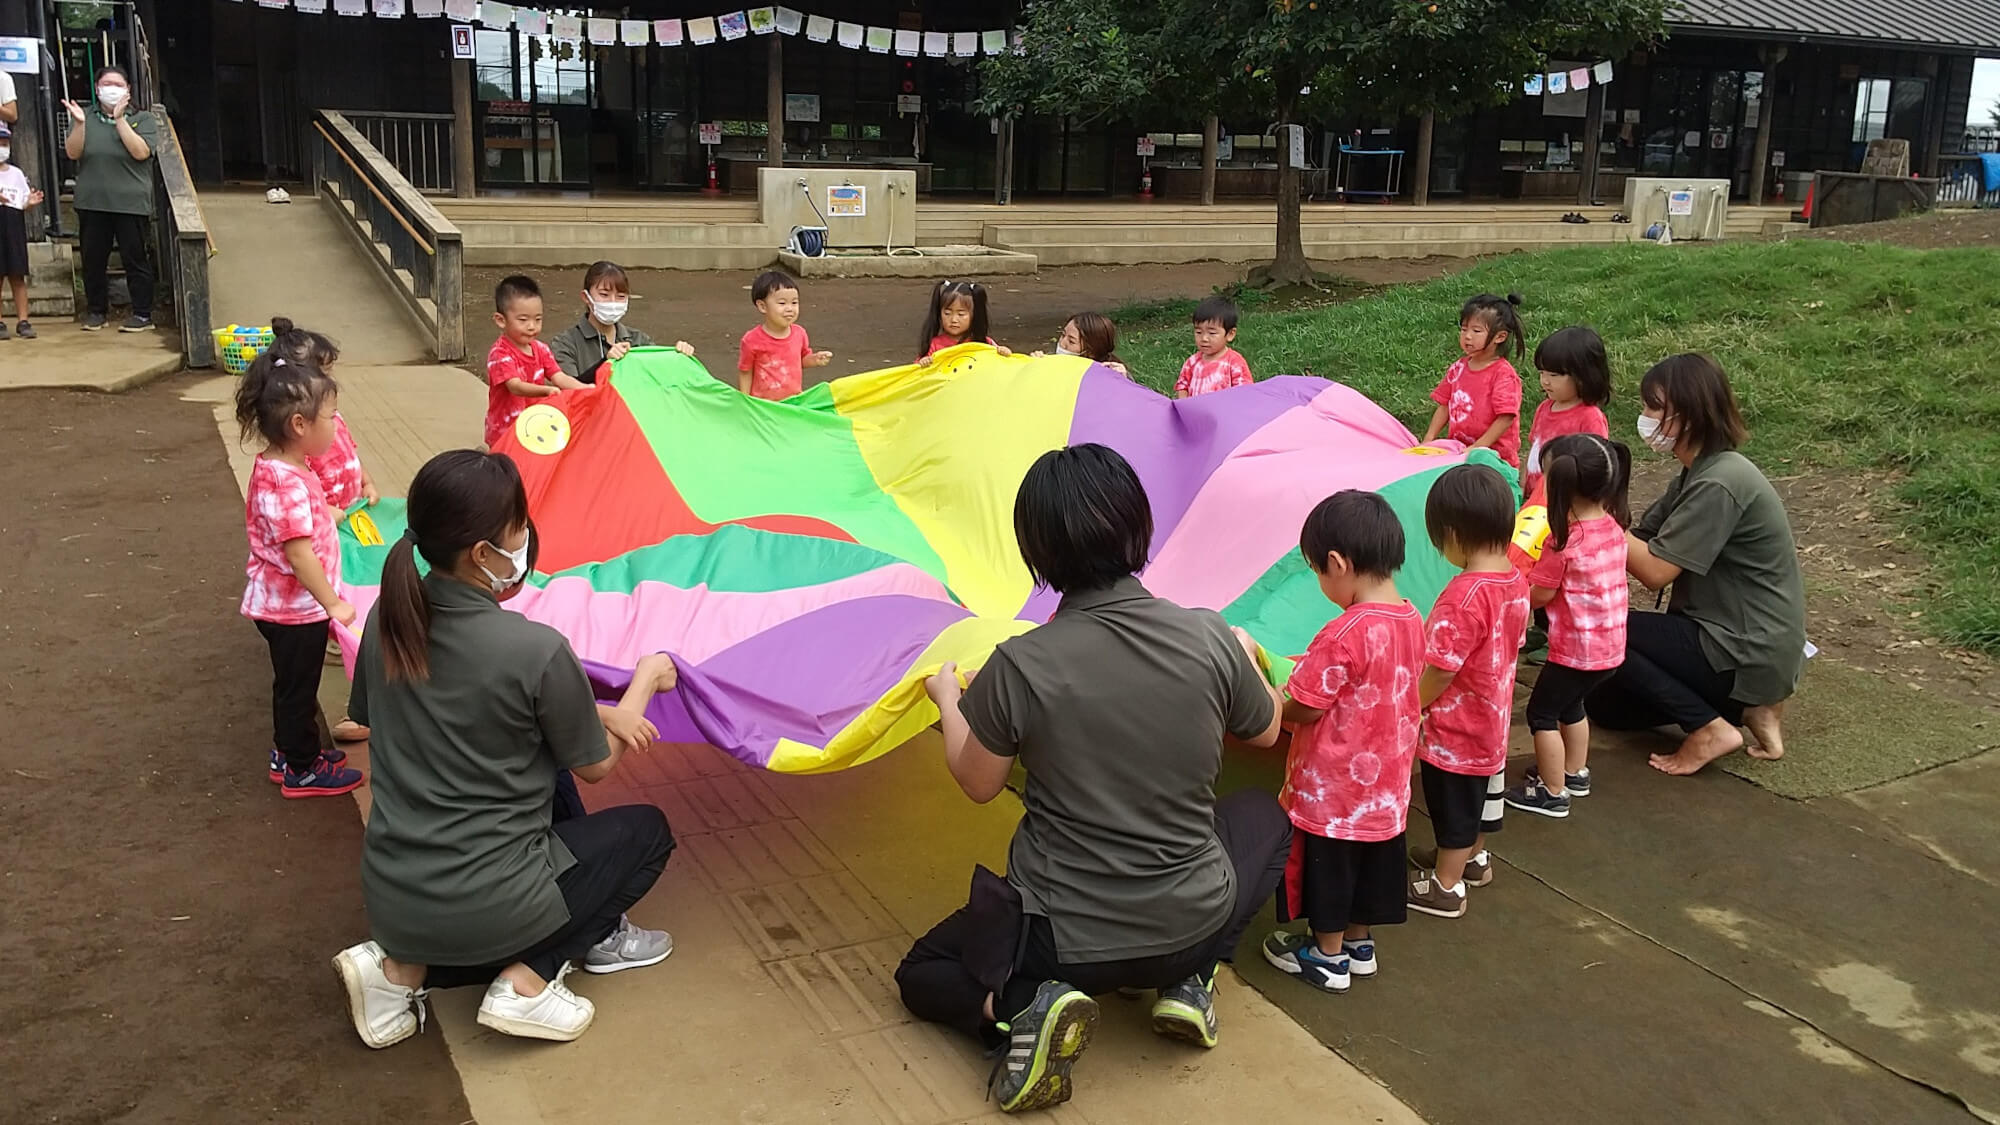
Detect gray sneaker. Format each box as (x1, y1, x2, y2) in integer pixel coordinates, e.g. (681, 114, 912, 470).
(120, 315, 154, 333)
(81, 312, 106, 331)
(583, 914, 673, 974)
(14, 321, 33, 339)
(1151, 970, 1218, 1048)
(991, 980, 1099, 1113)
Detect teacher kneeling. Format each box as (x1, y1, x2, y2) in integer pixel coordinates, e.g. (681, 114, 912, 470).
(332, 451, 675, 1048)
(898, 443, 1290, 1114)
(1588, 354, 1806, 775)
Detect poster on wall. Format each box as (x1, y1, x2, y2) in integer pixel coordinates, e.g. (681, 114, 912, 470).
(827, 184, 866, 217)
(775, 7, 804, 35)
(620, 19, 648, 45)
(864, 26, 892, 52)
(952, 31, 977, 57)
(586, 17, 615, 43)
(688, 16, 718, 44)
(893, 29, 919, 56)
(450, 23, 474, 56)
(550, 11, 581, 37)
(980, 29, 1006, 54)
(412, 0, 441, 16)
(923, 31, 947, 56)
(747, 7, 776, 34)
(805, 15, 834, 41)
(784, 93, 820, 122)
(1668, 190, 1694, 216)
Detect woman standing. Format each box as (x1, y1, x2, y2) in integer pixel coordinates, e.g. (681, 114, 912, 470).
(330, 451, 677, 1047)
(1587, 354, 1806, 775)
(63, 67, 156, 332)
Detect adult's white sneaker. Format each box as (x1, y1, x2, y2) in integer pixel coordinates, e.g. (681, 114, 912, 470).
(476, 965, 595, 1042)
(332, 940, 425, 1049)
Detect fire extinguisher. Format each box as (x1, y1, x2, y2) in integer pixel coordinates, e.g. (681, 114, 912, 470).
(1140, 164, 1154, 200)
(703, 158, 721, 196)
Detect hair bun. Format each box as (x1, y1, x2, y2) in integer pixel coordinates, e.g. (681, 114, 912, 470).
(270, 316, 295, 335)
(1505, 293, 1523, 306)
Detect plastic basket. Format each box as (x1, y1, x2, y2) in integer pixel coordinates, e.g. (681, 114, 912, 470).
(213, 324, 276, 375)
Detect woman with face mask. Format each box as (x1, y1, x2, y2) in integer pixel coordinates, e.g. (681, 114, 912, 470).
(546, 260, 694, 384)
(331, 450, 680, 1047)
(61, 67, 157, 333)
(1585, 353, 1806, 778)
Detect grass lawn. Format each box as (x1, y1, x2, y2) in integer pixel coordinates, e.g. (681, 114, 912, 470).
(1114, 240, 2000, 654)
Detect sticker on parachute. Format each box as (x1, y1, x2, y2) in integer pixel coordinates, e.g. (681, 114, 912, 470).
(1403, 445, 1452, 455)
(346, 508, 385, 546)
(515, 403, 572, 455)
(1510, 504, 1550, 562)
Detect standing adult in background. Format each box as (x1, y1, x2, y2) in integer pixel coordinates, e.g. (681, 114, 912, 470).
(62, 66, 155, 332)
(1, 65, 18, 125)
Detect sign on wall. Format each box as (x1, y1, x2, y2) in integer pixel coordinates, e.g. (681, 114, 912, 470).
(827, 184, 865, 217)
(450, 23, 475, 58)
(0, 35, 38, 73)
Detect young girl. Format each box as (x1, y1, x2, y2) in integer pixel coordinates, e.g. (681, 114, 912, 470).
(0, 122, 45, 340)
(1422, 293, 1526, 468)
(549, 260, 695, 385)
(234, 349, 366, 798)
(916, 279, 1011, 362)
(1505, 434, 1630, 819)
(1524, 325, 1612, 498)
(1055, 311, 1128, 376)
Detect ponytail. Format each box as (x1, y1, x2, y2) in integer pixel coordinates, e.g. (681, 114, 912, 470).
(1541, 433, 1632, 550)
(377, 450, 532, 683)
(1545, 450, 1581, 551)
(1606, 438, 1633, 529)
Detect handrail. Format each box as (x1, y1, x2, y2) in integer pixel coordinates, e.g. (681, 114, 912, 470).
(313, 121, 434, 254)
(150, 106, 214, 367)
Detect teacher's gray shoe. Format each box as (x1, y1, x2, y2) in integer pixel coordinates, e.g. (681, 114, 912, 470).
(584, 914, 674, 974)
(991, 980, 1098, 1113)
(332, 940, 425, 1049)
(1151, 970, 1219, 1048)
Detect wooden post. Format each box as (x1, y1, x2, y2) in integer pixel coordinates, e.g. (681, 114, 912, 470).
(766, 33, 784, 167)
(993, 116, 1014, 204)
(1577, 82, 1606, 206)
(1199, 114, 1219, 205)
(1413, 111, 1434, 206)
(452, 60, 475, 197)
(1747, 46, 1786, 205)
(434, 232, 465, 362)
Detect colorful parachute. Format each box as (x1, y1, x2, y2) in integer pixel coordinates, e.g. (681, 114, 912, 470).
(334, 346, 1514, 773)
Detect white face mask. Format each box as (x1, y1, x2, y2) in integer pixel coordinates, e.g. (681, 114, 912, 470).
(0, 147, 10, 165)
(1053, 343, 1078, 356)
(476, 535, 531, 593)
(590, 297, 627, 325)
(97, 85, 129, 111)
(1636, 414, 1676, 453)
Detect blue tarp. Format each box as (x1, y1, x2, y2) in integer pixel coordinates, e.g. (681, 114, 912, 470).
(1980, 152, 2000, 193)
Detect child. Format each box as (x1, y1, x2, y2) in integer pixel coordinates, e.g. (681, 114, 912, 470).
(1262, 490, 1425, 994)
(486, 275, 585, 449)
(916, 279, 1010, 361)
(1422, 293, 1526, 467)
(549, 259, 696, 385)
(234, 349, 366, 798)
(1055, 311, 1128, 376)
(1524, 325, 1612, 497)
(0, 123, 44, 340)
(1507, 434, 1631, 818)
(738, 269, 832, 399)
(1174, 296, 1251, 398)
(1406, 464, 1531, 918)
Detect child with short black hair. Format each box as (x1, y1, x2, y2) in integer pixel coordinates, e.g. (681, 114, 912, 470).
(1508, 434, 1631, 818)
(1525, 325, 1613, 497)
(1174, 295, 1252, 398)
(1406, 463, 1531, 917)
(739, 269, 832, 399)
(916, 279, 1009, 362)
(0, 122, 44, 340)
(234, 348, 366, 798)
(1423, 293, 1526, 466)
(1262, 490, 1424, 994)
(486, 275, 584, 449)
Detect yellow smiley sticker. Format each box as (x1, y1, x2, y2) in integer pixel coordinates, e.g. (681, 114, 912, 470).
(514, 403, 572, 455)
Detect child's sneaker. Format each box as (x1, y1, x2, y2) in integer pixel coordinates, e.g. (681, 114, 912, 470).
(1150, 970, 1218, 1048)
(1341, 937, 1377, 977)
(15, 321, 34, 339)
(281, 753, 365, 798)
(1407, 846, 1493, 887)
(1407, 871, 1469, 918)
(331, 940, 426, 1049)
(476, 965, 595, 1041)
(269, 746, 346, 783)
(1261, 932, 1350, 993)
(1504, 777, 1571, 819)
(1524, 765, 1591, 797)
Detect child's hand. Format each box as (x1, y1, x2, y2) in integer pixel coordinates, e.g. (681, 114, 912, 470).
(327, 503, 346, 527)
(1104, 361, 1129, 376)
(330, 599, 358, 627)
(363, 481, 380, 506)
(675, 340, 696, 356)
(600, 707, 660, 755)
(808, 349, 833, 367)
(608, 340, 633, 362)
(995, 346, 1014, 357)
(916, 354, 935, 368)
(27, 189, 45, 208)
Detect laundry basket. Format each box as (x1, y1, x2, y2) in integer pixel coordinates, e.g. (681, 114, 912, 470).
(212, 325, 276, 375)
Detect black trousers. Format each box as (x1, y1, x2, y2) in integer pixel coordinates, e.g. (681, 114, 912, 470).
(896, 789, 1292, 1043)
(1526, 662, 1618, 732)
(424, 804, 675, 988)
(255, 619, 330, 774)
(78, 208, 155, 318)
(1585, 610, 1740, 734)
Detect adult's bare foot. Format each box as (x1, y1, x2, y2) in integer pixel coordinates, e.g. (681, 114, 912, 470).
(1743, 702, 1786, 761)
(1649, 719, 1745, 776)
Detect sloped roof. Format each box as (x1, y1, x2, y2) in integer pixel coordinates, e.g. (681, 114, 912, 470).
(1671, 0, 2000, 52)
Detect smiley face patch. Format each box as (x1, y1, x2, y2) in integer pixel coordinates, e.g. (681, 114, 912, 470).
(514, 403, 572, 455)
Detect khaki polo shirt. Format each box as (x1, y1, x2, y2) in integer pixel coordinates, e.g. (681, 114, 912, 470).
(959, 576, 1275, 963)
(1637, 450, 1807, 705)
(73, 111, 158, 217)
(548, 318, 653, 384)
(352, 574, 611, 966)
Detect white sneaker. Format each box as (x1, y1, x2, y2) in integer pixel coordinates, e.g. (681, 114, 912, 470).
(331, 940, 425, 1049)
(265, 187, 283, 204)
(583, 914, 673, 974)
(476, 964, 595, 1041)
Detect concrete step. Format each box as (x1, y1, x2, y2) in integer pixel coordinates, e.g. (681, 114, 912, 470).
(985, 220, 1624, 246)
(460, 242, 781, 271)
(436, 199, 761, 224)
(454, 219, 774, 247)
(1011, 234, 1635, 267)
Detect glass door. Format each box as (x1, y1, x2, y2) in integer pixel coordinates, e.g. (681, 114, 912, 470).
(474, 24, 594, 190)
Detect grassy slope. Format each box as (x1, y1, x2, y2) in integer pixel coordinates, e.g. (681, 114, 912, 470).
(1115, 240, 2000, 653)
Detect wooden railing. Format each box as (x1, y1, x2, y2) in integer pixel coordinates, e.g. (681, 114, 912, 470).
(339, 110, 458, 195)
(309, 110, 465, 362)
(151, 107, 214, 367)
(1937, 154, 2000, 209)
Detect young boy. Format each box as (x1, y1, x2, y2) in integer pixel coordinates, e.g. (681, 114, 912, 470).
(0, 123, 45, 340)
(1173, 295, 1252, 398)
(1407, 463, 1531, 918)
(738, 270, 832, 400)
(1262, 490, 1425, 994)
(485, 275, 584, 449)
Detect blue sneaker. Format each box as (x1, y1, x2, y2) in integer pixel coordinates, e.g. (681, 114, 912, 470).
(1504, 777, 1572, 819)
(281, 754, 365, 799)
(1150, 969, 1218, 1048)
(1341, 937, 1377, 977)
(1261, 931, 1350, 993)
(990, 980, 1099, 1113)
(270, 746, 346, 783)
(1524, 765, 1591, 797)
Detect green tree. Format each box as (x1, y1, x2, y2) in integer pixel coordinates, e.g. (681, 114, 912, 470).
(981, 0, 1667, 286)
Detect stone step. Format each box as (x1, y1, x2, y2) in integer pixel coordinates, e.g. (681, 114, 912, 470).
(1012, 235, 1637, 267)
(461, 242, 780, 271)
(986, 220, 1627, 246)
(454, 219, 773, 247)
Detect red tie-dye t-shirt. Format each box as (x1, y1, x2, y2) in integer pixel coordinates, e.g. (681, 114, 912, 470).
(1281, 601, 1426, 841)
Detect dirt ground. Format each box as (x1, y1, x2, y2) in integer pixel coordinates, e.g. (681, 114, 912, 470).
(1803, 206, 2000, 250)
(0, 382, 469, 1124)
(464, 258, 1466, 379)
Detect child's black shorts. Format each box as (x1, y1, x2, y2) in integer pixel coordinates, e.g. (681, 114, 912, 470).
(1280, 830, 1408, 934)
(1421, 760, 1504, 849)
(1526, 662, 1618, 732)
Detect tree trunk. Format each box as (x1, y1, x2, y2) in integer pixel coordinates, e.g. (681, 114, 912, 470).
(1263, 93, 1314, 287)
(766, 34, 784, 168)
(1199, 114, 1219, 206)
(1413, 111, 1434, 206)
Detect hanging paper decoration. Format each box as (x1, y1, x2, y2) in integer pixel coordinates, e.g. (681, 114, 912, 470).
(655, 18, 683, 44)
(296, 0, 328, 12)
(333, 0, 366, 15)
(256, 0, 290, 10)
(1568, 67, 1590, 90)
(374, 0, 404, 16)
(718, 11, 750, 39)
(952, 31, 977, 57)
(550, 11, 581, 37)
(1523, 74, 1544, 95)
(412, 0, 440, 16)
(688, 16, 718, 43)
(1547, 71, 1567, 94)
(478, 0, 510, 25)
(863, 25, 891, 52)
(922, 31, 947, 56)
(805, 14, 833, 41)
(775, 7, 803, 34)
(837, 21, 864, 48)
(980, 28, 1006, 54)
(620, 19, 648, 45)
(442, 0, 473, 19)
(893, 29, 919, 55)
(586, 16, 615, 43)
(747, 7, 776, 34)
(1593, 60, 1614, 84)
(516, 7, 546, 34)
